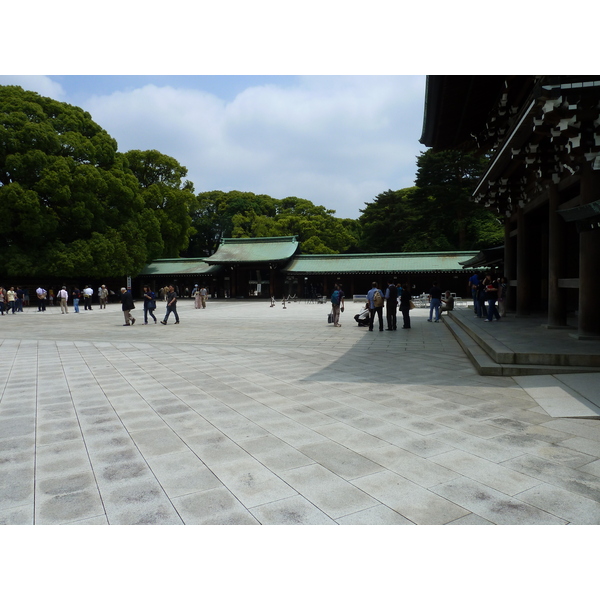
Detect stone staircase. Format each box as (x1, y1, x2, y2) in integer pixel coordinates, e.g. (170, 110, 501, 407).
(443, 311, 600, 377)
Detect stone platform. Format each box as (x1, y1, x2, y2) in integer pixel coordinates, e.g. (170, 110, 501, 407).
(3, 299, 600, 524)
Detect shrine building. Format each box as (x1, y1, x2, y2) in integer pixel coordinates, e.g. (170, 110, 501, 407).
(420, 75, 600, 339)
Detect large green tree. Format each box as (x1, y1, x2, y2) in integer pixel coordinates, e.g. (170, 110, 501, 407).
(186, 190, 276, 256)
(123, 149, 196, 257)
(358, 150, 503, 253)
(188, 190, 357, 255)
(0, 85, 163, 277)
(408, 149, 502, 251)
(358, 188, 416, 252)
(232, 196, 357, 254)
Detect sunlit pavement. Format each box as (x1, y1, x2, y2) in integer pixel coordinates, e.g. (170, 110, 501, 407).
(2, 298, 600, 524)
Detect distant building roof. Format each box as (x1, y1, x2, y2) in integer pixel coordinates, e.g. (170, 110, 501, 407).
(283, 252, 478, 275)
(139, 258, 221, 277)
(458, 246, 504, 269)
(204, 236, 299, 264)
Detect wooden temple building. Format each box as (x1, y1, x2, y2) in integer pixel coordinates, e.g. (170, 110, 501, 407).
(420, 75, 600, 339)
(139, 236, 478, 300)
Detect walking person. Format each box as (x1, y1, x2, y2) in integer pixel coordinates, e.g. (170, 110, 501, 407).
(399, 282, 412, 329)
(15, 287, 24, 312)
(72, 287, 81, 313)
(99, 285, 109, 309)
(193, 284, 201, 309)
(330, 283, 345, 327)
(143, 286, 158, 324)
(120, 287, 136, 326)
(427, 281, 442, 322)
(199, 285, 208, 309)
(367, 282, 385, 332)
(385, 280, 398, 330)
(6, 287, 16, 314)
(160, 285, 180, 325)
(57, 286, 69, 314)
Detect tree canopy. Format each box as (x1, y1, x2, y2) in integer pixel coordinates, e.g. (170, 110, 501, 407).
(123, 149, 196, 257)
(0, 86, 165, 278)
(187, 191, 357, 256)
(1, 85, 504, 278)
(358, 149, 503, 253)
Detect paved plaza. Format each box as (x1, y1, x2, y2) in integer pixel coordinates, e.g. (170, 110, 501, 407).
(2, 297, 600, 525)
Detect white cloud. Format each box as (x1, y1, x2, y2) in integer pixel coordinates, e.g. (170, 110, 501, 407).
(0, 75, 66, 99)
(6, 75, 427, 220)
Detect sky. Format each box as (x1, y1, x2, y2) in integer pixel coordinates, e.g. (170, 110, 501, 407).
(0, 74, 427, 220)
(2, 4, 588, 223)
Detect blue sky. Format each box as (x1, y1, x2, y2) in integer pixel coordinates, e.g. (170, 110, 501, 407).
(2, 5, 587, 221)
(0, 74, 427, 219)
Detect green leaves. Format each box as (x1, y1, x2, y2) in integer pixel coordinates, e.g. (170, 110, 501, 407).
(0, 85, 164, 277)
(189, 191, 357, 256)
(123, 149, 196, 258)
(358, 150, 503, 253)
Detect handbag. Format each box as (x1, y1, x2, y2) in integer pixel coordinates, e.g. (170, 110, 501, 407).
(327, 312, 333, 323)
(409, 300, 415, 310)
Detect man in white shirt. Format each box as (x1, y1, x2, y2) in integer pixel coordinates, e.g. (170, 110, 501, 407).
(83, 285, 94, 310)
(57, 286, 69, 314)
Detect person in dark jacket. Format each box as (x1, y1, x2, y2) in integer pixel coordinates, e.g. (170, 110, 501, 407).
(143, 286, 157, 324)
(385, 280, 398, 330)
(399, 283, 412, 329)
(161, 285, 180, 325)
(427, 281, 442, 322)
(120, 287, 136, 326)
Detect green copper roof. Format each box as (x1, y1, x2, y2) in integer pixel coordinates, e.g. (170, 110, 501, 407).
(140, 258, 221, 277)
(282, 252, 478, 274)
(204, 236, 299, 264)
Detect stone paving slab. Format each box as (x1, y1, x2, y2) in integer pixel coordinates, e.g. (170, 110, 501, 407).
(3, 299, 600, 524)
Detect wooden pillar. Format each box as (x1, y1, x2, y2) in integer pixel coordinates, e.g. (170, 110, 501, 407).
(577, 164, 600, 338)
(516, 207, 530, 316)
(230, 267, 236, 298)
(503, 217, 514, 313)
(547, 183, 567, 327)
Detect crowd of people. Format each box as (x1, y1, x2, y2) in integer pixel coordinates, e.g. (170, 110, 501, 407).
(333, 278, 481, 330)
(467, 272, 507, 322)
(0, 286, 28, 314)
(0, 283, 210, 328)
(334, 280, 415, 331)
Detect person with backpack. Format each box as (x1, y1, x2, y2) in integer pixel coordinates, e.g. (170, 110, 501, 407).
(330, 283, 345, 327)
(366, 282, 385, 331)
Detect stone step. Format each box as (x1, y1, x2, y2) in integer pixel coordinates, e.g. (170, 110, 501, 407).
(443, 315, 600, 377)
(447, 312, 600, 369)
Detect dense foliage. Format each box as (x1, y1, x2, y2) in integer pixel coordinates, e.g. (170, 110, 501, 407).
(123, 149, 196, 257)
(187, 191, 358, 256)
(358, 150, 503, 252)
(1, 85, 504, 278)
(0, 86, 196, 277)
